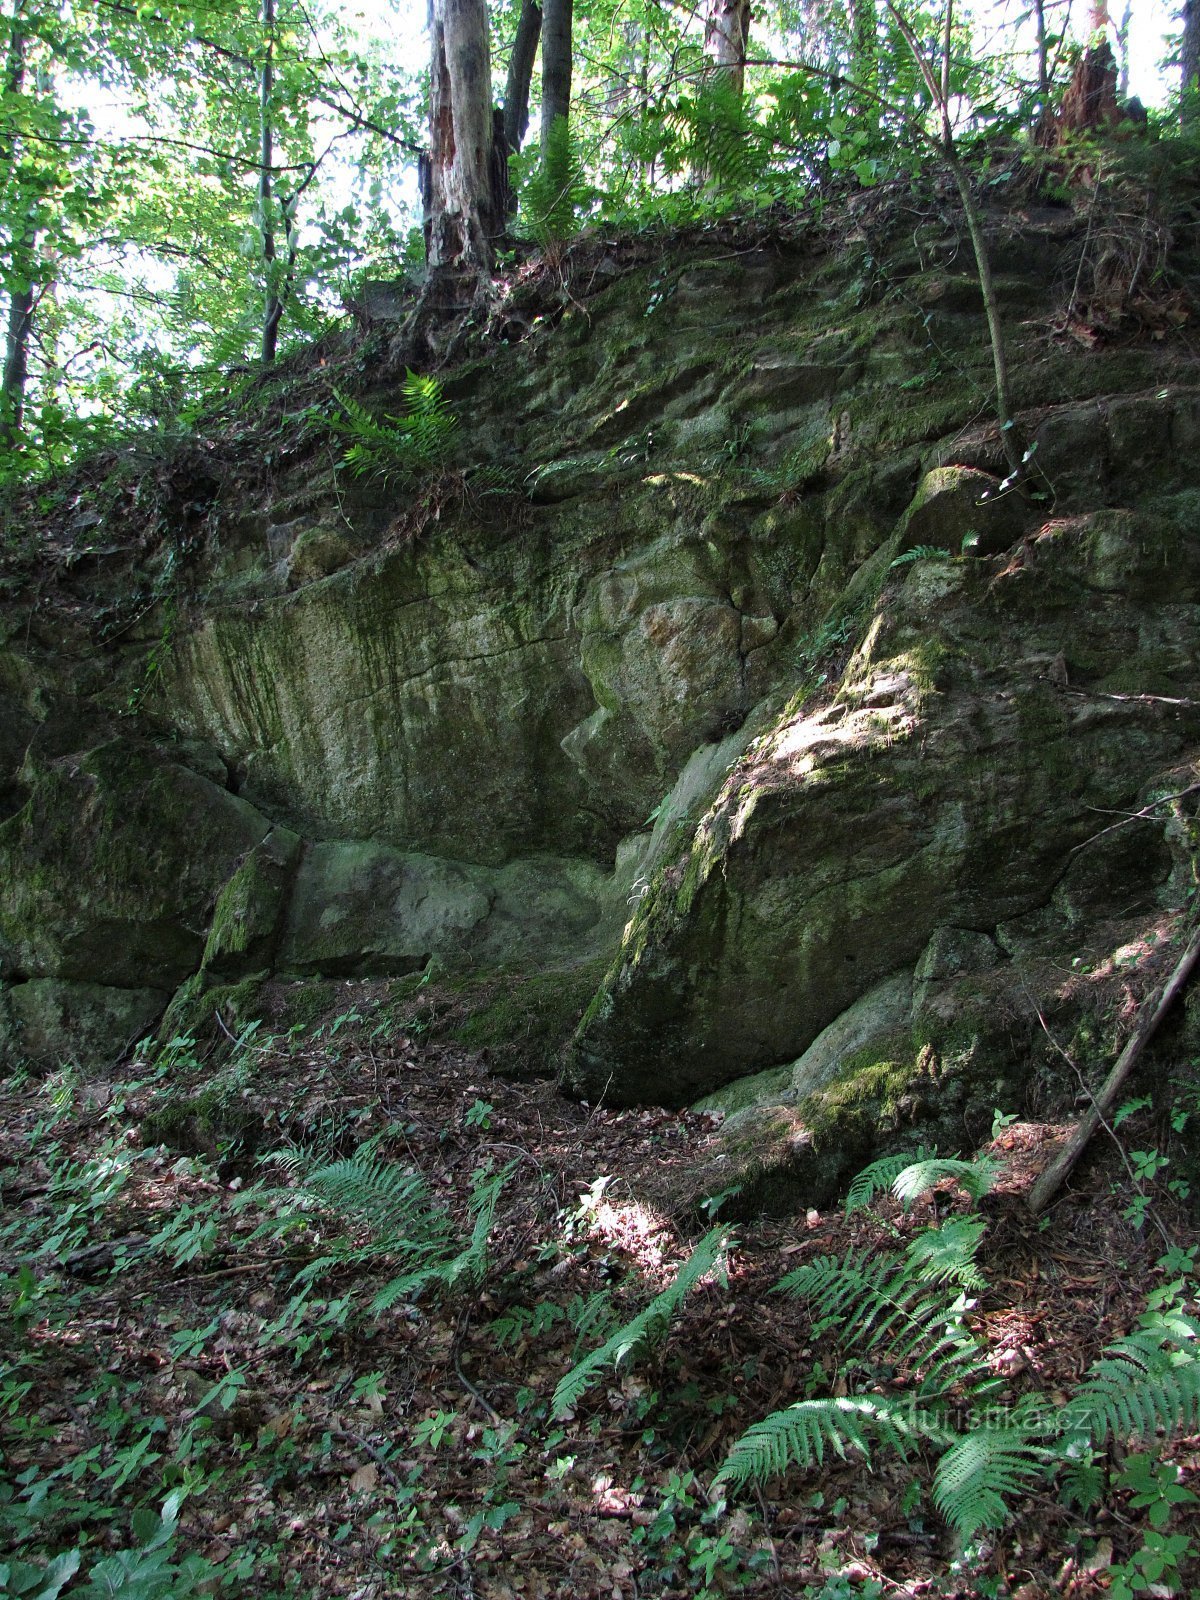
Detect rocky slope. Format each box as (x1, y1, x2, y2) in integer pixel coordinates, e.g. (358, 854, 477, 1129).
(3, 174, 1199, 1206)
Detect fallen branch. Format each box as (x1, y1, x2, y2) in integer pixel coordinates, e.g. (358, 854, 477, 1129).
(1071, 780, 1200, 855)
(1027, 921, 1200, 1214)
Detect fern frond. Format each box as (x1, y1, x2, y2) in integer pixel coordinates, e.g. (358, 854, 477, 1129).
(893, 1156, 1001, 1206)
(519, 117, 591, 244)
(844, 1149, 929, 1213)
(551, 1227, 729, 1418)
(299, 1156, 437, 1242)
(442, 1161, 513, 1288)
(1065, 1312, 1200, 1445)
(776, 1248, 897, 1325)
(905, 1215, 988, 1289)
(331, 376, 456, 484)
(933, 1426, 1047, 1538)
(716, 1395, 948, 1491)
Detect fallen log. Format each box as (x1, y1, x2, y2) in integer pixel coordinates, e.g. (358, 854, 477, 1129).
(1027, 921, 1200, 1215)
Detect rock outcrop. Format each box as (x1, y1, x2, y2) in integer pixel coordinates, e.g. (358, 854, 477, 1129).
(3, 194, 1199, 1207)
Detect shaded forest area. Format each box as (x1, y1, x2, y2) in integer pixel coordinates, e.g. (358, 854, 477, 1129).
(4, 0, 1200, 1594)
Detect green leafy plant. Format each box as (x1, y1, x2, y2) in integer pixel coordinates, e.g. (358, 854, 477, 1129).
(552, 1226, 730, 1417)
(332, 372, 457, 487)
(716, 1150, 1200, 1544)
(890, 544, 952, 567)
(516, 116, 591, 246)
(260, 1151, 511, 1314)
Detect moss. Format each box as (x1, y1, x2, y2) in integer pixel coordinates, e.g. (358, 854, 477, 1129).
(904, 638, 958, 695)
(274, 978, 342, 1033)
(796, 1036, 925, 1149)
(202, 828, 301, 977)
(694, 1062, 794, 1117)
(453, 959, 607, 1076)
(140, 1062, 261, 1162)
(159, 970, 267, 1045)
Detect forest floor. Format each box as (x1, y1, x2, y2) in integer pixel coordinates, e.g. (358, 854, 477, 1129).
(2, 981, 1198, 1600)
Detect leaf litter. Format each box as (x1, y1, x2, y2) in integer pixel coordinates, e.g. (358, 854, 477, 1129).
(1, 979, 1197, 1599)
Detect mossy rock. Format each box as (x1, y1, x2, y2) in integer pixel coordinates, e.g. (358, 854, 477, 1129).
(452, 960, 609, 1077)
(0, 738, 271, 988)
(140, 1063, 263, 1162)
(1, 979, 165, 1070)
(202, 827, 301, 977)
(159, 970, 268, 1046)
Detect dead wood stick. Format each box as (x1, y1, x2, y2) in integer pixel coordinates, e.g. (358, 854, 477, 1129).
(1028, 922, 1200, 1215)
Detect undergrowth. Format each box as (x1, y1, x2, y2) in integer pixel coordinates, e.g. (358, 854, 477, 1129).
(2, 999, 1198, 1599)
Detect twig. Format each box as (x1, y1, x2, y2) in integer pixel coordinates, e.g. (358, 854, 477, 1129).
(454, 1352, 502, 1424)
(330, 1425, 407, 1493)
(1028, 921, 1200, 1213)
(1070, 781, 1200, 854)
(1029, 999, 1170, 1244)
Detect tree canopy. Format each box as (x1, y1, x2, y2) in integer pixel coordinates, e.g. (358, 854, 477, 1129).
(0, 0, 1189, 471)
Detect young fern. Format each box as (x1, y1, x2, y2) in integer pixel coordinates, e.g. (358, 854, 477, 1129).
(519, 118, 590, 245)
(719, 1150, 1200, 1543)
(263, 1151, 510, 1310)
(844, 1148, 932, 1213)
(932, 1423, 1048, 1539)
(1063, 1311, 1200, 1445)
(552, 1226, 730, 1418)
(333, 372, 456, 486)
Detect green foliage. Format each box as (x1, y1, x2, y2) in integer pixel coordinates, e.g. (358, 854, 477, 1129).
(931, 1422, 1047, 1538)
(333, 372, 457, 487)
(891, 544, 953, 567)
(269, 1150, 512, 1313)
(551, 1226, 730, 1417)
(1063, 1311, 1200, 1446)
(719, 1153, 1200, 1547)
(516, 117, 591, 245)
(716, 1395, 946, 1489)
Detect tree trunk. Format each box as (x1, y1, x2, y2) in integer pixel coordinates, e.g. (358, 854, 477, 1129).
(1057, 37, 1120, 136)
(1115, 0, 1132, 98)
(1183, 0, 1200, 120)
(703, 0, 751, 96)
(541, 0, 572, 148)
(427, 0, 501, 273)
(503, 0, 541, 155)
(259, 0, 281, 365)
(0, 2, 32, 447)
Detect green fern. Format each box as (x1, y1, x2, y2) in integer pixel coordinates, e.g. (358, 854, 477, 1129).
(333, 373, 456, 486)
(777, 1238, 984, 1398)
(932, 1423, 1047, 1538)
(551, 1226, 729, 1418)
(519, 117, 590, 245)
(1064, 1311, 1200, 1445)
(720, 1150, 1200, 1545)
(716, 1394, 949, 1490)
(844, 1148, 930, 1213)
(892, 1155, 1001, 1206)
(891, 544, 953, 567)
(298, 1155, 443, 1243)
(904, 1215, 988, 1290)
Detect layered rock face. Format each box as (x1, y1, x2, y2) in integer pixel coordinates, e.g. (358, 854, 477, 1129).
(3, 201, 1199, 1202)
